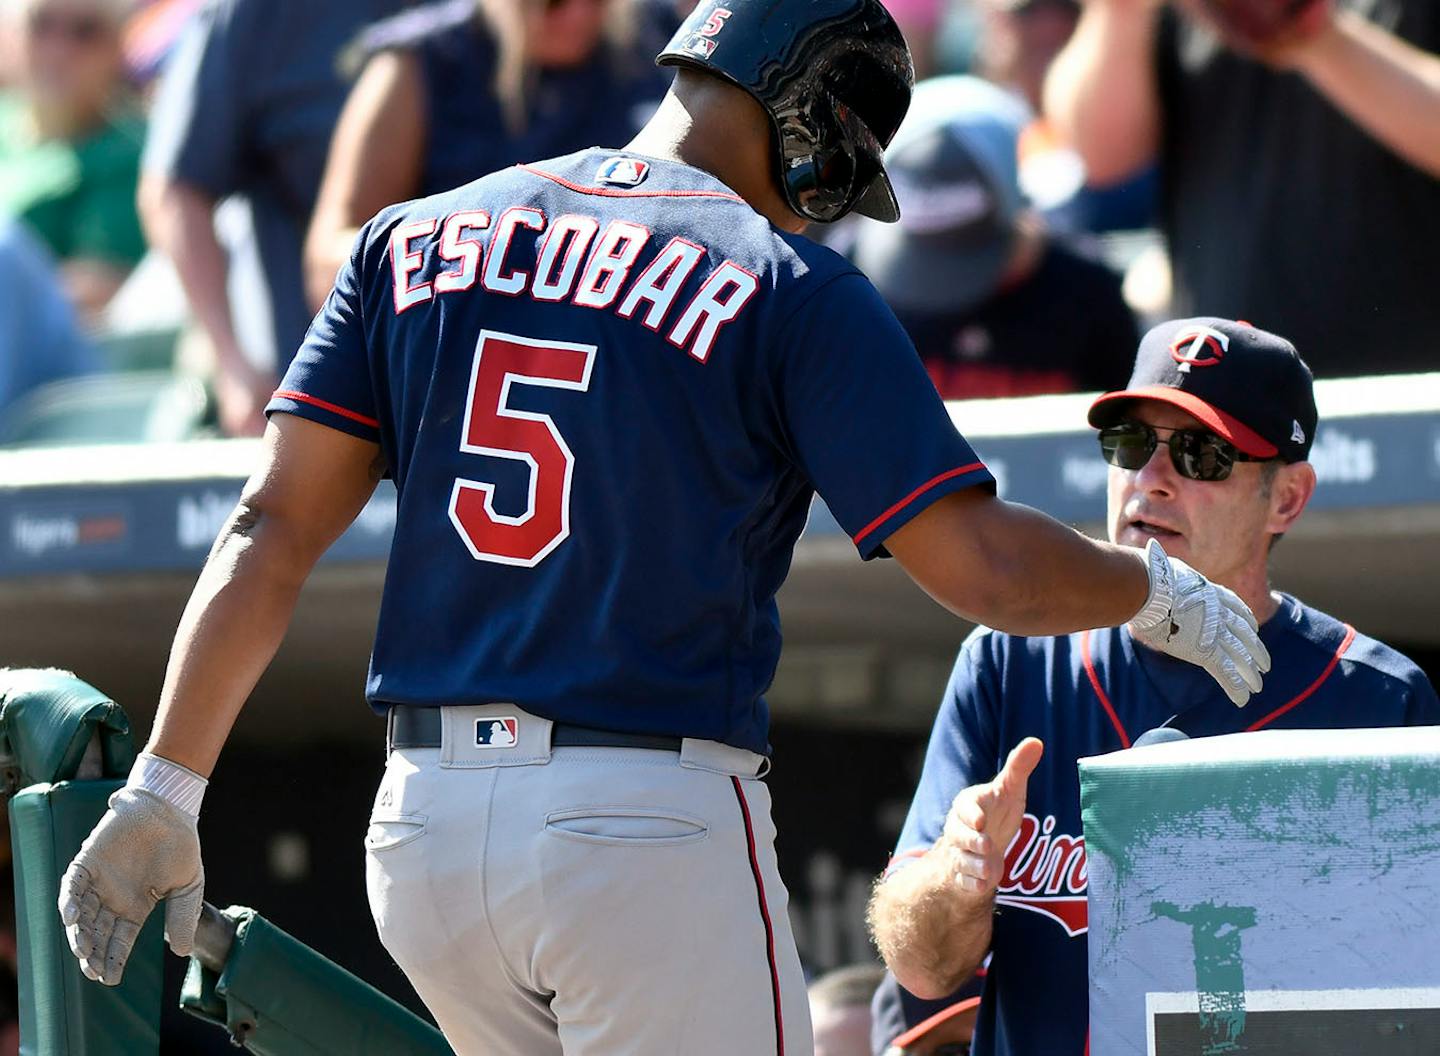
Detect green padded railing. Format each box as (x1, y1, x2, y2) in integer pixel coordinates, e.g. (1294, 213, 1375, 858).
(0, 668, 161, 1055)
(0, 669, 453, 1055)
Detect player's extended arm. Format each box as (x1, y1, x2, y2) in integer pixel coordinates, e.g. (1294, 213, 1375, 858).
(58, 414, 384, 985)
(868, 739, 1044, 999)
(888, 489, 1146, 634)
(1283, 9, 1440, 178)
(1043, 0, 1164, 186)
(303, 49, 426, 312)
(887, 489, 1268, 703)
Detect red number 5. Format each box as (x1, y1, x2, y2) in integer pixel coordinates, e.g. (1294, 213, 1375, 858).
(449, 330, 596, 566)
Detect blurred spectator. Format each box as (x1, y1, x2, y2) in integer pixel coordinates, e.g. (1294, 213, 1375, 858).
(973, 0, 1078, 110)
(304, 0, 671, 312)
(809, 962, 888, 1056)
(849, 77, 1136, 399)
(0, 0, 146, 323)
(139, 0, 415, 437)
(883, 0, 945, 78)
(1045, 0, 1440, 376)
(0, 218, 102, 420)
(120, 0, 202, 87)
(872, 969, 984, 1055)
(969, 0, 1157, 233)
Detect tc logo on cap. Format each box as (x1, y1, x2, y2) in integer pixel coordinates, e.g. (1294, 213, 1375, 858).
(1169, 326, 1229, 373)
(475, 717, 519, 748)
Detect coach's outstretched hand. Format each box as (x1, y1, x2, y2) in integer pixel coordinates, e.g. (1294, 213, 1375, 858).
(59, 781, 205, 986)
(1129, 538, 1271, 705)
(941, 738, 1044, 895)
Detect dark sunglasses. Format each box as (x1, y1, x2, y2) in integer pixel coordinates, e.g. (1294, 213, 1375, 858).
(1098, 421, 1271, 482)
(27, 9, 110, 44)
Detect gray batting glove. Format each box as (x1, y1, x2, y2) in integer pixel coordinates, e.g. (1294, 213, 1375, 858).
(1128, 537, 1272, 706)
(58, 757, 206, 986)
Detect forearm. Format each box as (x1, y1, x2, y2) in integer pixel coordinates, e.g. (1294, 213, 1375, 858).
(1291, 9, 1440, 178)
(138, 175, 244, 369)
(1044, 0, 1163, 185)
(869, 851, 994, 999)
(891, 492, 1149, 636)
(145, 503, 316, 776)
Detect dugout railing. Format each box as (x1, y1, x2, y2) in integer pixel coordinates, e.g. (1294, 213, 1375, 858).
(0, 667, 453, 1055)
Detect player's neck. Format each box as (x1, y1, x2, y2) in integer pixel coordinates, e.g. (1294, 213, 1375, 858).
(627, 87, 807, 234)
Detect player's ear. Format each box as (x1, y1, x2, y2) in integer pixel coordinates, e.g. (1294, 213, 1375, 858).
(1264, 461, 1315, 537)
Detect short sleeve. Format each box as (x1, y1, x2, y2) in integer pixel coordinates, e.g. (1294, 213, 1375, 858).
(266, 233, 380, 443)
(1405, 669, 1440, 725)
(776, 272, 993, 559)
(889, 629, 1002, 871)
(142, 0, 245, 196)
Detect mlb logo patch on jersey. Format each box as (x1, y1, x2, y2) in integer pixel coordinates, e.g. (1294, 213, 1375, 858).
(475, 717, 519, 748)
(596, 157, 649, 187)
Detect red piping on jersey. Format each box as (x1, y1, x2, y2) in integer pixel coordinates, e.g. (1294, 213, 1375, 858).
(519, 164, 746, 203)
(732, 776, 785, 1055)
(1080, 630, 1132, 748)
(853, 462, 988, 548)
(1246, 624, 1355, 730)
(271, 390, 379, 429)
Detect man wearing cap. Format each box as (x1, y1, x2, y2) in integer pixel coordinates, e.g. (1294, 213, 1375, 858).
(849, 77, 1136, 401)
(868, 318, 1439, 1056)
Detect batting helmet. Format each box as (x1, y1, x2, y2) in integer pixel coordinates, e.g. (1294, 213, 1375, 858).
(657, 0, 914, 224)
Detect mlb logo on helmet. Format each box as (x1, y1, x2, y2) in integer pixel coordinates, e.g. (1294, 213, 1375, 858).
(1168, 325, 1228, 373)
(681, 34, 717, 58)
(596, 157, 650, 187)
(475, 717, 519, 748)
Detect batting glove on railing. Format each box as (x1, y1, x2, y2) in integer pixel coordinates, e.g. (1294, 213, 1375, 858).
(1128, 538, 1271, 706)
(58, 752, 206, 986)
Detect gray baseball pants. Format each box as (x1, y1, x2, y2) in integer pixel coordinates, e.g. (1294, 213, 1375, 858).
(364, 704, 812, 1054)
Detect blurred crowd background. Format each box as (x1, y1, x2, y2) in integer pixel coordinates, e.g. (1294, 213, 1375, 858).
(0, 0, 1433, 449)
(0, 0, 1435, 1051)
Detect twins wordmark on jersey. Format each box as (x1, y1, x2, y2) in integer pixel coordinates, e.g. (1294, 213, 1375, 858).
(387, 162, 760, 364)
(996, 813, 1088, 938)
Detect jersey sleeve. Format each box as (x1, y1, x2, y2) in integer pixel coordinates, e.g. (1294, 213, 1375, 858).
(1403, 667, 1440, 725)
(774, 272, 993, 559)
(266, 229, 381, 443)
(141, 0, 246, 196)
(888, 629, 1003, 874)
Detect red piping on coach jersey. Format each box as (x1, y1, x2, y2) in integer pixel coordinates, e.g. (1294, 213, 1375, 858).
(732, 776, 785, 1055)
(520, 165, 747, 203)
(853, 462, 988, 548)
(271, 390, 379, 429)
(1246, 624, 1355, 730)
(1080, 630, 1132, 748)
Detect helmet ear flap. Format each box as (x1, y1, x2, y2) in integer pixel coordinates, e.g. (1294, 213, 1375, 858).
(777, 94, 860, 223)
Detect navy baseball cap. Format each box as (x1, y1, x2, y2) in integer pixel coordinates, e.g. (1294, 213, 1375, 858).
(1088, 317, 1318, 462)
(850, 76, 1030, 314)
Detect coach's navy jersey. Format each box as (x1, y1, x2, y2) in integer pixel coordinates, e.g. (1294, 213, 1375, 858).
(268, 148, 992, 753)
(891, 595, 1439, 1056)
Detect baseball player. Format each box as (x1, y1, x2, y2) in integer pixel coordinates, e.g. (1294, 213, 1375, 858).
(869, 319, 1440, 1056)
(56, 2, 1270, 1052)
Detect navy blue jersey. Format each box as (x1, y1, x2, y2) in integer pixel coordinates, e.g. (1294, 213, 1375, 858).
(268, 148, 992, 753)
(890, 594, 1439, 1056)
